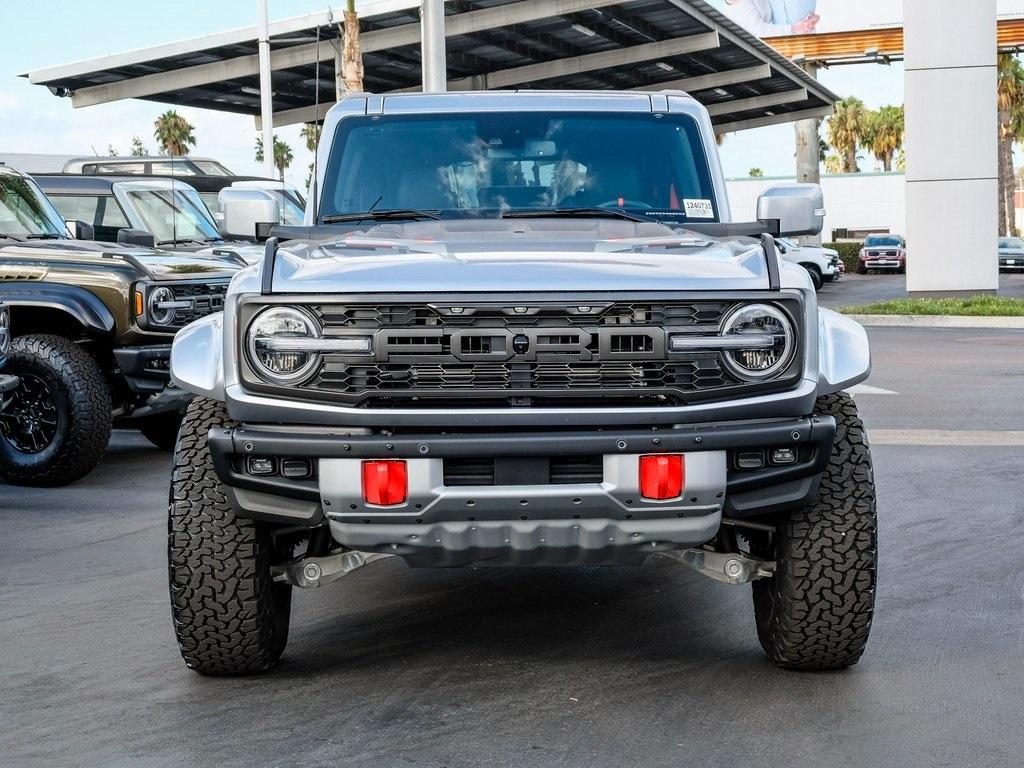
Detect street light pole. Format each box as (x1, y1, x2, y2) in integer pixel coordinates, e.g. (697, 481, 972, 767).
(420, 0, 447, 92)
(257, 0, 276, 179)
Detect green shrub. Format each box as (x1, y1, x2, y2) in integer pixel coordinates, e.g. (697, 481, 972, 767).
(824, 242, 862, 273)
(840, 296, 1024, 316)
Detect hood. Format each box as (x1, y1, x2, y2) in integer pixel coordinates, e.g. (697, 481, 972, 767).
(266, 219, 773, 294)
(0, 238, 238, 280)
(194, 242, 267, 266)
(128, 251, 239, 280)
(999, 247, 1024, 256)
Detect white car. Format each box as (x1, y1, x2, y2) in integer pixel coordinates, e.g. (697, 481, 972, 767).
(776, 238, 841, 290)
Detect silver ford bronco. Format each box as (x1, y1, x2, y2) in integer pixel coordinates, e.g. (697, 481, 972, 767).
(168, 91, 875, 675)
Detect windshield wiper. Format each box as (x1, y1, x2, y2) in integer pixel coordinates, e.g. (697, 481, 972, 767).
(26, 233, 63, 240)
(321, 209, 441, 224)
(157, 237, 207, 246)
(0, 233, 24, 242)
(502, 207, 648, 223)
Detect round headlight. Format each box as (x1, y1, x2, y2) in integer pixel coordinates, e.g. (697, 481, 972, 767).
(246, 306, 321, 384)
(721, 303, 794, 381)
(148, 286, 177, 326)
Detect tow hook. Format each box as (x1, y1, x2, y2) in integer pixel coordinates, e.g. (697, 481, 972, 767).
(660, 549, 775, 585)
(273, 550, 392, 588)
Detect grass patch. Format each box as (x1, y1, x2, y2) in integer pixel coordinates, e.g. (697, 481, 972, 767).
(840, 295, 1024, 316)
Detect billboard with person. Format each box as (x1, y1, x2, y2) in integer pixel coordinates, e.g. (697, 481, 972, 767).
(706, 0, 1024, 38)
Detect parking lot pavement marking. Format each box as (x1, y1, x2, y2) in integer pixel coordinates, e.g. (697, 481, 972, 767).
(847, 384, 899, 396)
(869, 429, 1024, 446)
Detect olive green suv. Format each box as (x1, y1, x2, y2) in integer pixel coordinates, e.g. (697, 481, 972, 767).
(0, 165, 237, 486)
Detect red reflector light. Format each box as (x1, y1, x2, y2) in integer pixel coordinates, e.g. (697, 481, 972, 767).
(639, 454, 684, 500)
(361, 460, 408, 506)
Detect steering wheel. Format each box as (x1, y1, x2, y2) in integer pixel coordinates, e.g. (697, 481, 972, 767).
(596, 199, 654, 211)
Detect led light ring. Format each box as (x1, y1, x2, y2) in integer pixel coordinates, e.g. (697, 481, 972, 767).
(246, 306, 323, 385)
(719, 303, 795, 381)
(147, 286, 179, 326)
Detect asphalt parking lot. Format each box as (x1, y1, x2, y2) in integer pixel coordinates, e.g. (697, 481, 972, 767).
(3, 323, 1024, 768)
(816, 271, 1024, 308)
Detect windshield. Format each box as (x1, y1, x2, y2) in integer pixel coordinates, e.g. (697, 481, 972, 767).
(0, 174, 68, 239)
(270, 189, 306, 225)
(864, 235, 902, 247)
(999, 237, 1024, 249)
(319, 112, 719, 224)
(124, 187, 221, 244)
(192, 160, 233, 176)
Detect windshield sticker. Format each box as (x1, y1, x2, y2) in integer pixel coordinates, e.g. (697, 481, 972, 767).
(683, 199, 715, 219)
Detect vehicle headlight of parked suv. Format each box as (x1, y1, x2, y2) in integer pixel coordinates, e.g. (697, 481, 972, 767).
(246, 305, 374, 385)
(133, 280, 229, 332)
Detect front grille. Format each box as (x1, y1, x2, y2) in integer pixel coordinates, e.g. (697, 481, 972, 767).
(314, 302, 730, 329)
(167, 282, 227, 326)
(315, 360, 731, 399)
(240, 298, 803, 409)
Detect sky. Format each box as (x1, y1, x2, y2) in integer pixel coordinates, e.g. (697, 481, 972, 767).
(0, 0, 906, 186)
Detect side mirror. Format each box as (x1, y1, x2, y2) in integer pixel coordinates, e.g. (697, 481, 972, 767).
(117, 228, 157, 248)
(219, 188, 280, 242)
(757, 184, 825, 237)
(66, 219, 95, 240)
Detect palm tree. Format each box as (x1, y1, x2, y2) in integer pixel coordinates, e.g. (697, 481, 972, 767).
(300, 123, 322, 189)
(256, 135, 295, 182)
(153, 110, 196, 156)
(300, 122, 321, 153)
(861, 105, 904, 172)
(825, 96, 867, 174)
(997, 54, 1024, 235)
(823, 154, 843, 175)
(341, 0, 363, 92)
(129, 136, 148, 156)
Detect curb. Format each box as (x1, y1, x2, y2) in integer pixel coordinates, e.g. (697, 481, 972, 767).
(845, 314, 1024, 329)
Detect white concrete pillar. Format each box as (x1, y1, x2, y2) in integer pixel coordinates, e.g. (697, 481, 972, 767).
(905, 0, 998, 294)
(257, 0, 276, 179)
(794, 63, 822, 247)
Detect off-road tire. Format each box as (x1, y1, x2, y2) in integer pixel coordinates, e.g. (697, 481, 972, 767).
(752, 392, 877, 671)
(139, 411, 183, 451)
(168, 397, 291, 675)
(0, 334, 111, 487)
(803, 264, 823, 290)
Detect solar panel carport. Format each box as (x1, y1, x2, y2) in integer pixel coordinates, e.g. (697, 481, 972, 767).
(23, 0, 836, 134)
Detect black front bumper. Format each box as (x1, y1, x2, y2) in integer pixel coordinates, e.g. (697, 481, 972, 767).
(208, 415, 837, 525)
(114, 345, 173, 393)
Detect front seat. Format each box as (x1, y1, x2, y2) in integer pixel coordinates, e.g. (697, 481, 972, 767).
(562, 153, 643, 208)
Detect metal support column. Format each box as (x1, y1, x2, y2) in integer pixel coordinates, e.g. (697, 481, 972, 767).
(420, 0, 447, 92)
(257, 0, 276, 179)
(793, 62, 822, 246)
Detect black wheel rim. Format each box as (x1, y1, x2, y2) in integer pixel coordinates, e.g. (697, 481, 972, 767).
(0, 374, 60, 454)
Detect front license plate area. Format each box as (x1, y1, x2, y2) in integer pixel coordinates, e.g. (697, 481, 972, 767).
(318, 451, 728, 523)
